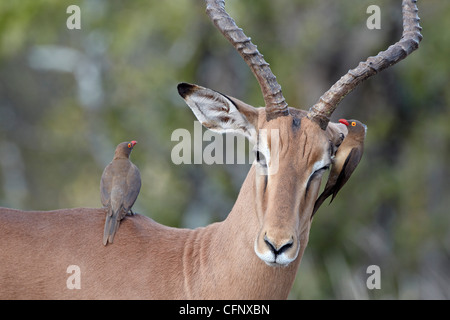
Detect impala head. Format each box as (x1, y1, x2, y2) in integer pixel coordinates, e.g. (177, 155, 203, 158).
(252, 110, 337, 266)
(178, 0, 421, 266)
(178, 83, 345, 266)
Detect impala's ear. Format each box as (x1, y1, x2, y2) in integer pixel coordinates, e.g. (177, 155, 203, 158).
(326, 121, 348, 155)
(177, 83, 259, 144)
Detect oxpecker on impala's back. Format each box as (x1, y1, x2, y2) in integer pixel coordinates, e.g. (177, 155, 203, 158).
(101, 141, 141, 245)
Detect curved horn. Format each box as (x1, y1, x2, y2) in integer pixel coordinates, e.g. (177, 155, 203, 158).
(307, 0, 422, 130)
(205, 0, 289, 121)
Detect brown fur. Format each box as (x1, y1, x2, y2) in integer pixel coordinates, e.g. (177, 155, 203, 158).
(0, 109, 344, 300)
(0, 168, 297, 299)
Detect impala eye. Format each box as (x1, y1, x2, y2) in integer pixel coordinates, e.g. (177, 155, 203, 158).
(306, 163, 330, 197)
(315, 164, 330, 173)
(255, 151, 267, 167)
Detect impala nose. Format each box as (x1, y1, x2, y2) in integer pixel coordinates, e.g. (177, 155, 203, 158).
(264, 234, 294, 256)
(255, 230, 300, 265)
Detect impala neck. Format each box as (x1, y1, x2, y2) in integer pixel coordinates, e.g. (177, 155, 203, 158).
(223, 165, 260, 244)
(203, 164, 305, 299)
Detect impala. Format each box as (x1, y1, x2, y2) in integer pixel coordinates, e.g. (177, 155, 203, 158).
(0, 0, 421, 299)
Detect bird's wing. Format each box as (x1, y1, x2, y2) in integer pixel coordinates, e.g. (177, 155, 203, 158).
(312, 143, 364, 219)
(124, 163, 141, 211)
(311, 153, 342, 217)
(330, 147, 363, 202)
(100, 162, 113, 207)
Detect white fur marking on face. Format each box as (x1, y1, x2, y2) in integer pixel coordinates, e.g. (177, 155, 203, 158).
(312, 158, 328, 172)
(254, 128, 281, 175)
(305, 158, 329, 187)
(256, 129, 271, 164)
(254, 239, 299, 266)
(254, 240, 276, 265)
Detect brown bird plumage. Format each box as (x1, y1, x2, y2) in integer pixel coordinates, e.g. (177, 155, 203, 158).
(312, 119, 366, 218)
(101, 141, 141, 245)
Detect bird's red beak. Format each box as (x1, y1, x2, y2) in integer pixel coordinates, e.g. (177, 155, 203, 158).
(130, 141, 137, 147)
(339, 119, 349, 126)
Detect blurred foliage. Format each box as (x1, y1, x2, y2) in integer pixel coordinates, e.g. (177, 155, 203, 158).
(1, 0, 449, 299)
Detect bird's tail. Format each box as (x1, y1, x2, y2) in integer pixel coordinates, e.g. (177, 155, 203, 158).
(103, 207, 120, 246)
(311, 188, 333, 219)
(311, 194, 325, 219)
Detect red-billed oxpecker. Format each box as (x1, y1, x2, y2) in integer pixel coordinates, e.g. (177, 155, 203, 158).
(312, 119, 366, 217)
(100, 141, 141, 245)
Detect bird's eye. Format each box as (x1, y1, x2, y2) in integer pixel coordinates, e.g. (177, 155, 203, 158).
(351, 122, 356, 126)
(128, 143, 132, 148)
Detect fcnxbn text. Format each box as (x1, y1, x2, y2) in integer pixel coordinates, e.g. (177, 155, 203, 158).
(179, 304, 269, 317)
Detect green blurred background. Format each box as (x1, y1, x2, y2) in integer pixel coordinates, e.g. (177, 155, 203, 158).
(1, 0, 449, 299)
